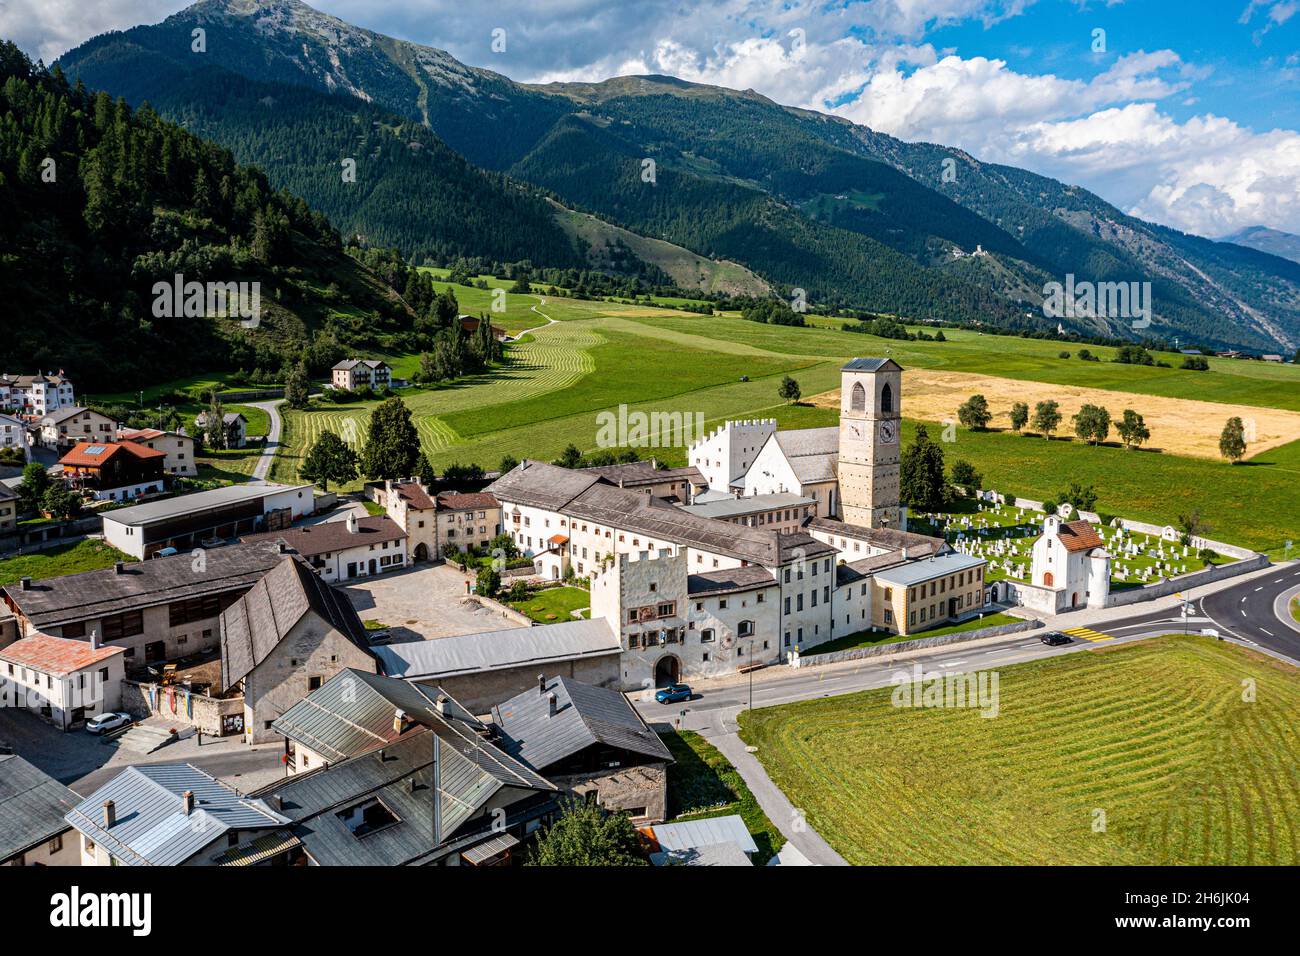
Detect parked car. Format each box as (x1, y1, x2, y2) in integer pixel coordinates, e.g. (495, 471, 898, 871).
(1039, 632, 1072, 646)
(85, 712, 133, 735)
(655, 683, 692, 704)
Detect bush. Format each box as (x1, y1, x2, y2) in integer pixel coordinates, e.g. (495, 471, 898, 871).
(1058, 350, 1071, 359)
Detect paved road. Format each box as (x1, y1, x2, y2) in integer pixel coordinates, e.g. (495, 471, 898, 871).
(1197, 562, 1300, 660)
(244, 398, 284, 482)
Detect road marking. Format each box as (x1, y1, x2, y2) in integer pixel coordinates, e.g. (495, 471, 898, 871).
(939, 660, 967, 667)
(1255, 587, 1263, 592)
(1261, 628, 1273, 636)
(1064, 626, 1114, 643)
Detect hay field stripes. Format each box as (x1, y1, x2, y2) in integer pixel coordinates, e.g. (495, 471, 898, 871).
(739, 636, 1300, 865)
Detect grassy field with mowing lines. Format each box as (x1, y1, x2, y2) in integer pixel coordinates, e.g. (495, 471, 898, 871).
(740, 635, 1300, 864)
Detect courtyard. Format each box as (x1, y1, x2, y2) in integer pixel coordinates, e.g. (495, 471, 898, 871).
(342, 563, 528, 643)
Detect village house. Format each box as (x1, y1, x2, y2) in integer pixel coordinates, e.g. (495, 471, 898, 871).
(59, 440, 166, 502)
(118, 427, 198, 478)
(99, 482, 317, 559)
(579, 459, 706, 503)
(195, 411, 248, 449)
(260, 676, 559, 866)
(1, 540, 287, 663)
(34, 406, 116, 452)
(65, 763, 292, 866)
(679, 492, 817, 533)
(0, 753, 80, 866)
(377, 479, 501, 561)
(218, 555, 378, 743)
(869, 552, 988, 637)
(379, 479, 438, 560)
(1030, 514, 1112, 611)
(0, 484, 17, 536)
(458, 315, 509, 341)
(435, 491, 500, 557)
(491, 675, 674, 824)
(241, 513, 408, 582)
(0, 633, 126, 730)
(0, 372, 76, 417)
(330, 359, 392, 392)
(0, 412, 31, 463)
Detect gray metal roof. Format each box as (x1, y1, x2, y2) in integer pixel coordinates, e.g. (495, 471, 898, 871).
(0, 753, 77, 860)
(101, 482, 313, 528)
(374, 619, 621, 680)
(650, 841, 753, 866)
(491, 675, 672, 771)
(872, 552, 986, 587)
(65, 763, 289, 866)
(220, 556, 373, 690)
(807, 517, 946, 555)
(650, 814, 758, 854)
(678, 492, 815, 520)
(4, 540, 286, 630)
(687, 567, 778, 596)
(487, 459, 605, 511)
(771, 427, 839, 484)
(842, 357, 901, 372)
(272, 669, 473, 763)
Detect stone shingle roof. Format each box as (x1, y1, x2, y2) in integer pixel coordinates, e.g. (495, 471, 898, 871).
(687, 566, 778, 595)
(771, 427, 839, 484)
(0, 754, 77, 862)
(219, 556, 372, 690)
(436, 491, 499, 511)
(240, 515, 406, 557)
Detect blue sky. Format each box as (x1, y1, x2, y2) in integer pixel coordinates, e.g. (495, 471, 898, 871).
(5, 0, 1300, 237)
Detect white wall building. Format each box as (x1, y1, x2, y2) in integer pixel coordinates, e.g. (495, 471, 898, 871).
(0, 373, 76, 417)
(689, 419, 775, 493)
(0, 634, 125, 731)
(0, 413, 31, 463)
(1030, 515, 1111, 611)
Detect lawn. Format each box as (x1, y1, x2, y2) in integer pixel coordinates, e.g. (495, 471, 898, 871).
(804, 611, 1022, 656)
(0, 539, 133, 585)
(1291, 598, 1300, 625)
(509, 585, 590, 624)
(740, 635, 1300, 864)
(660, 729, 784, 866)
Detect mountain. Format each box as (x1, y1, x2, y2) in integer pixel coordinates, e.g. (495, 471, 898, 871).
(1221, 226, 1300, 265)
(56, 0, 1300, 350)
(0, 41, 415, 392)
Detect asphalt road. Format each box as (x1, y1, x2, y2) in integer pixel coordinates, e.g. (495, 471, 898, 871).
(245, 397, 284, 483)
(1198, 562, 1300, 660)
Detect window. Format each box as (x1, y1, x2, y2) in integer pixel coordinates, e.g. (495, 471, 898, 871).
(738, 620, 755, 637)
(62, 621, 86, 639)
(308, 676, 323, 691)
(338, 798, 401, 837)
(718, 599, 728, 610)
(881, 382, 894, 414)
(102, 610, 143, 641)
(657, 602, 675, 617)
(49, 833, 63, 852)
(701, 628, 716, 643)
(884, 588, 893, 601)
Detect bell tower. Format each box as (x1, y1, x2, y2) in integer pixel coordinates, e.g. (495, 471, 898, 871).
(838, 358, 902, 528)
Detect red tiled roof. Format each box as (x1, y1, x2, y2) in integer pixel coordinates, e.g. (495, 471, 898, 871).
(437, 492, 499, 511)
(1058, 519, 1104, 552)
(0, 634, 125, 675)
(118, 428, 165, 441)
(393, 482, 436, 511)
(59, 440, 164, 468)
(547, 534, 569, 545)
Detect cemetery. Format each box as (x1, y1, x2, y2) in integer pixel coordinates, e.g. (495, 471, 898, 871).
(909, 498, 1237, 591)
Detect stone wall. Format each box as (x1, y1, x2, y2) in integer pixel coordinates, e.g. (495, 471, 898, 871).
(793, 618, 1042, 668)
(1105, 553, 1270, 608)
(120, 680, 244, 736)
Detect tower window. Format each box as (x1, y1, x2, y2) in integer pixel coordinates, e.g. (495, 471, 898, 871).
(850, 382, 866, 412)
(881, 382, 894, 414)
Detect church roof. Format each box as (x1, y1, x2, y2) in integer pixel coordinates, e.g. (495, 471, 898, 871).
(771, 427, 839, 484)
(841, 358, 902, 372)
(1057, 519, 1104, 553)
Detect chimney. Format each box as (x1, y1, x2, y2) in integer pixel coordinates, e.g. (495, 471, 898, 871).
(277, 541, 287, 554)
(267, 794, 283, 812)
(434, 696, 450, 717)
(538, 674, 546, 696)
(347, 513, 359, 534)
(393, 708, 405, 734)
(102, 800, 116, 828)
(181, 791, 194, 815)
(90, 629, 99, 650)
(901, 547, 908, 560)
(377, 748, 386, 762)
(19, 576, 31, 591)
(547, 692, 558, 717)
(114, 561, 125, 575)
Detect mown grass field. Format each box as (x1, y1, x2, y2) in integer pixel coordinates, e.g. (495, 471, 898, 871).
(0, 539, 132, 585)
(805, 611, 1022, 656)
(264, 294, 1299, 552)
(740, 635, 1300, 865)
(508, 585, 590, 624)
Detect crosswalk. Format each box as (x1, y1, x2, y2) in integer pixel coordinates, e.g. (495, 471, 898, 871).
(1063, 625, 1115, 643)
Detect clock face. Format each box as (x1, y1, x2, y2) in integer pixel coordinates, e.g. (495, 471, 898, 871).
(878, 420, 898, 444)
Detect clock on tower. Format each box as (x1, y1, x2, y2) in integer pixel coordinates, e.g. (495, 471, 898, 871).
(837, 357, 902, 529)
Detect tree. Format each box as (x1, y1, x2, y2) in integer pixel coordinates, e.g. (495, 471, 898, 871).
(499, 455, 519, 474)
(899, 424, 948, 511)
(554, 444, 583, 468)
(299, 431, 359, 492)
(1116, 409, 1150, 450)
(1071, 404, 1111, 445)
(526, 799, 647, 867)
(414, 452, 436, 487)
(206, 391, 227, 450)
(16, 462, 51, 512)
(41, 485, 82, 521)
(1180, 355, 1209, 371)
(360, 397, 420, 480)
(1009, 402, 1029, 433)
(1031, 400, 1062, 439)
(957, 393, 992, 430)
(950, 459, 982, 492)
(509, 271, 533, 294)
(1178, 509, 1209, 543)
(1056, 481, 1098, 512)
(778, 375, 801, 403)
(284, 363, 311, 410)
(475, 566, 501, 599)
(1219, 417, 1247, 464)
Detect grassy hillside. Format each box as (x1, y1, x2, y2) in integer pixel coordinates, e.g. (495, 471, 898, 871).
(740, 635, 1300, 865)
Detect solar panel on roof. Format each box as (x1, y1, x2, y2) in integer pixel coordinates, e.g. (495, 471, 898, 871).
(84, 445, 106, 454)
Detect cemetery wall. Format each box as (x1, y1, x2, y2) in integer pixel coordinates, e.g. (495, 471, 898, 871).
(1104, 553, 1270, 608)
(792, 618, 1042, 668)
